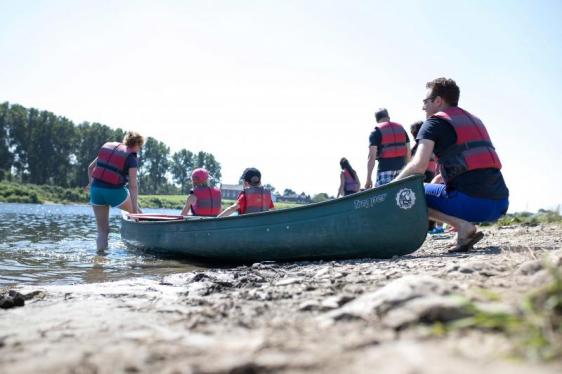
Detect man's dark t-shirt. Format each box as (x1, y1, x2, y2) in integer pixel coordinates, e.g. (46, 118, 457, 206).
(369, 127, 410, 172)
(417, 117, 509, 199)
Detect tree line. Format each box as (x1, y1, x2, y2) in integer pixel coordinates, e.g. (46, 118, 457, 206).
(0, 102, 221, 194)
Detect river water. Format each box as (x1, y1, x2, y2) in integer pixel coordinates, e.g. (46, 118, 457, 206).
(0, 203, 204, 286)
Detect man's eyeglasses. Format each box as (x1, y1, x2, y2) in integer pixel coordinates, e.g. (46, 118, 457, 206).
(423, 97, 435, 104)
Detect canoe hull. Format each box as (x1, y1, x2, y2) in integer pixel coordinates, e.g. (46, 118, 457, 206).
(121, 175, 428, 262)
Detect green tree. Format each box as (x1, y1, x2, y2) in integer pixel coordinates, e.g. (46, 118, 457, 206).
(48, 115, 78, 187)
(283, 188, 296, 196)
(0, 102, 13, 179)
(193, 151, 222, 187)
(72, 122, 120, 187)
(312, 193, 331, 203)
(1, 102, 222, 193)
(23, 110, 77, 186)
(203, 153, 221, 187)
(7, 104, 80, 185)
(195, 151, 205, 168)
(138, 137, 170, 194)
(7, 104, 32, 181)
(171, 149, 195, 193)
(263, 184, 276, 193)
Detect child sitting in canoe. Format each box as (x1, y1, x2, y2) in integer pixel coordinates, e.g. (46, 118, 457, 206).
(180, 168, 222, 217)
(218, 167, 274, 217)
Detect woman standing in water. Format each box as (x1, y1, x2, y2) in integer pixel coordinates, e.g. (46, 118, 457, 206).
(337, 157, 360, 197)
(86, 131, 144, 250)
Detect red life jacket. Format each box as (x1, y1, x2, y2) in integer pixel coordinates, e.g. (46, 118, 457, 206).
(376, 122, 408, 159)
(433, 107, 502, 183)
(192, 186, 221, 216)
(92, 142, 133, 186)
(343, 170, 359, 194)
(240, 186, 273, 214)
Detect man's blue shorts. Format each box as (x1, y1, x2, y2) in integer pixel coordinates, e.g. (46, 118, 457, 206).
(90, 185, 129, 208)
(424, 183, 509, 223)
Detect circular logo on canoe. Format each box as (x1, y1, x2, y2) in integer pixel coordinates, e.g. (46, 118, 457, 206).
(396, 188, 416, 210)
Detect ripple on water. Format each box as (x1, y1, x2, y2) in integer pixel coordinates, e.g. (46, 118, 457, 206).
(0, 203, 203, 286)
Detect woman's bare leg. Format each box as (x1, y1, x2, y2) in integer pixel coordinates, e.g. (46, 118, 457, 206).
(119, 195, 134, 213)
(93, 205, 110, 251)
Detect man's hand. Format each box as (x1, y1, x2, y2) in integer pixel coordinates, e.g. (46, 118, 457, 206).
(366, 145, 377, 190)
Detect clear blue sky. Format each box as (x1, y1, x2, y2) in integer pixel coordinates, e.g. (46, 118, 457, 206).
(1, 0, 561, 212)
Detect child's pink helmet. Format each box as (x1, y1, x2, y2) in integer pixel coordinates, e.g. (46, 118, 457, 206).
(191, 168, 209, 184)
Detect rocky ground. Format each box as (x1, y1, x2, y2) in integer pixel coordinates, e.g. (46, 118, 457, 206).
(1, 224, 561, 374)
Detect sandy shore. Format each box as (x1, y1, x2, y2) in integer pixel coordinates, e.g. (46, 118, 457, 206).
(1, 224, 561, 373)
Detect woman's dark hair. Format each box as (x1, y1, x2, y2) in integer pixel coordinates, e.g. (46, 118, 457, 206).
(242, 167, 261, 187)
(340, 157, 359, 183)
(426, 77, 460, 106)
(410, 121, 424, 138)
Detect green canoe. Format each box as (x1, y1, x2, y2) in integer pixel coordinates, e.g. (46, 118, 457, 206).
(120, 175, 428, 262)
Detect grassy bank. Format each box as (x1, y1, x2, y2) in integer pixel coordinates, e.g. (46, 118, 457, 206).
(0, 182, 300, 210)
(493, 209, 562, 226)
(0, 181, 87, 204)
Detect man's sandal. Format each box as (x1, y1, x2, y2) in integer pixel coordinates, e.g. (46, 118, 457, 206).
(448, 231, 484, 253)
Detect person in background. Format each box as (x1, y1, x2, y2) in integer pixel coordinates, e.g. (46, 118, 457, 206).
(365, 108, 411, 188)
(410, 120, 442, 233)
(394, 77, 509, 252)
(180, 168, 221, 217)
(218, 167, 274, 217)
(337, 157, 360, 197)
(410, 121, 438, 182)
(87, 131, 144, 251)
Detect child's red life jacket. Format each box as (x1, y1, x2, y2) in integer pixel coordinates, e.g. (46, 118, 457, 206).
(192, 186, 221, 216)
(240, 187, 273, 214)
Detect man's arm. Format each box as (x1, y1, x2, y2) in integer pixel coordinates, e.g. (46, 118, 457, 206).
(364, 146, 377, 189)
(395, 139, 435, 181)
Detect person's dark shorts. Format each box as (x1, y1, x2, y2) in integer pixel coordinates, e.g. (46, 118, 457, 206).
(424, 183, 509, 223)
(90, 185, 129, 208)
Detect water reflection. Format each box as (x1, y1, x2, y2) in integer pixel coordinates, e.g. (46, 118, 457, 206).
(0, 203, 203, 286)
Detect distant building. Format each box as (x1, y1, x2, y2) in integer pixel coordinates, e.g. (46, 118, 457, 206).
(220, 183, 243, 200)
(275, 192, 312, 204)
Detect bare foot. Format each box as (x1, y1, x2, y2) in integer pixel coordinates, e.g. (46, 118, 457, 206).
(449, 231, 485, 253)
(455, 222, 477, 245)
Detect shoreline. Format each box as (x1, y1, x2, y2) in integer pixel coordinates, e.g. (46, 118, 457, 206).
(1, 224, 561, 373)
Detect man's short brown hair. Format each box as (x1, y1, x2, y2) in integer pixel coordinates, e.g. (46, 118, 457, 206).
(426, 78, 460, 106)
